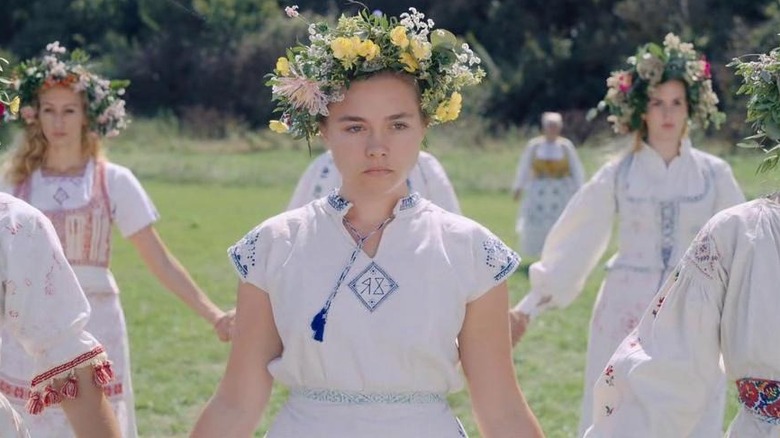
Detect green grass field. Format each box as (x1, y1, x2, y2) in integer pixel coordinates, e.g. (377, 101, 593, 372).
(104, 125, 779, 437)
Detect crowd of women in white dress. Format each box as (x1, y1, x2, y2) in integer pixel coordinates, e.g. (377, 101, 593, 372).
(1, 6, 780, 438)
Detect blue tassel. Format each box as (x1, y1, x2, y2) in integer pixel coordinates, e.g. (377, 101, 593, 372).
(311, 307, 328, 342)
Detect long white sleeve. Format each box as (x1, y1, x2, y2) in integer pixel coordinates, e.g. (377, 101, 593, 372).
(414, 152, 461, 214)
(711, 159, 745, 212)
(514, 161, 618, 317)
(563, 139, 586, 187)
(585, 226, 726, 437)
(512, 140, 536, 191)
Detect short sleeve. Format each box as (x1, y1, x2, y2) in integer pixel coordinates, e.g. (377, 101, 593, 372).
(227, 223, 275, 292)
(106, 164, 160, 237)
(468, 229, 520, 302)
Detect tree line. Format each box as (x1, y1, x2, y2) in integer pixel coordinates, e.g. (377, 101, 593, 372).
(1, 0, 779, 142)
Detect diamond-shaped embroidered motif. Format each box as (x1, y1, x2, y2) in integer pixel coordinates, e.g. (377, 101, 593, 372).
(53, 187, 70, 205)
(348, 262, 398, 312)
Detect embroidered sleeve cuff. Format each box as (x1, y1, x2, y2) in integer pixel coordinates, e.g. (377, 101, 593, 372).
(27, 345, 114, 415)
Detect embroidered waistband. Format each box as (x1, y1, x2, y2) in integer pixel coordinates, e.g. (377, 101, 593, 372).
(290, 388, 446, 405)
(737, 378, 780, 425)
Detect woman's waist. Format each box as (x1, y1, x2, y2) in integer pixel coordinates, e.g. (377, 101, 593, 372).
(605, 253, 679, 272)
(72, 266, 119, 295)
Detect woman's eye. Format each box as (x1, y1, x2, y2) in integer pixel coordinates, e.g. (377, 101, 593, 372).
(392, 122, 408, 130)
(346, 125, 363, 133)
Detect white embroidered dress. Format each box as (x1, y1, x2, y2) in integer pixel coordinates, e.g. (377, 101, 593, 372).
(0, 159, 159, 437)
(0, 193, 109, 437)
(586, 196, 780, 437)
(514, 139, 745, 435)
(287, 150, 461, 214)
(229, 192, 519, 437)
(513, 135, 585, 257)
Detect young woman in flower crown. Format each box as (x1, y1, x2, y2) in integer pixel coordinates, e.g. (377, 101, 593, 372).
(192, 8, 543, 438)
(512, 111, 585, 258)
(0, 42, 235, 437)
(585, 45, 780, 438)
(509, 33, 745, 436)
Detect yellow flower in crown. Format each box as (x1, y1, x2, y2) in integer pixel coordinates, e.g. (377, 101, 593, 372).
(435, 92, 462, 122)
(276, 57, 291, 76)
(356, 40, 380, 61)
(390, 26, 410, 49)
(9, 96, 19, 115)
(410, 39, 432, 61)
(399, 52, 419, 73)
(331, 36, 361, 67)
(268, 120, 289, 133)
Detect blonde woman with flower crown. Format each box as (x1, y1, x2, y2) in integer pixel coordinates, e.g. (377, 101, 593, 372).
(0, 42, 235, 437)
(585, 44, 780, 438)
(192, 7, 543, 438)
(510, 34, 745, 436)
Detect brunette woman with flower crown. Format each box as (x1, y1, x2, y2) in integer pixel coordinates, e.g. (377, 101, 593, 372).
(585, 44, 780, 438)
(510, 34, 745, 436)
(192, 8, 543, 438)
(0, 42, 235, 437)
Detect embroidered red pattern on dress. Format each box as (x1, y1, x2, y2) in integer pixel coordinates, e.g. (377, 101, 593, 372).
(31, 346, 106, 387)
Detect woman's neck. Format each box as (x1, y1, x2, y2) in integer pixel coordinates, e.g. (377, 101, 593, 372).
(340, 189, 403, 234)
(646, 135, 681, 164)
(43, 144, 87, 172)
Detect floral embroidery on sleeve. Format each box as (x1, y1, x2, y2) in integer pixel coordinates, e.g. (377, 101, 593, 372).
(482, 237, 520, 281)
(229, 228, 260, 279)
(683, 229, 721, 280)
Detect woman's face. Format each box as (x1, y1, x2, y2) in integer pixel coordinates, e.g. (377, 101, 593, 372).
(37, 86, 86, 151)
(320, 74, 425, 199)
(643, 80, 689, 142)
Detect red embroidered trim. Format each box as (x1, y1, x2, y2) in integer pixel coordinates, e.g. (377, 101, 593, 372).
(31, 346, 106, 387)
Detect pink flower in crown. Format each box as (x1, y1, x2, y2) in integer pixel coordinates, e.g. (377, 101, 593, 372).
(272, 76, 330, 116)
(618, 73, 632, 93)
(702, 58, 712, 79)
(285, 5, 299, 18)
(20, 106, 36, 124)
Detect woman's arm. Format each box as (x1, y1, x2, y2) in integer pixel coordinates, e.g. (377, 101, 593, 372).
(459, 282, 544, 438)
(128, 225, 233, 341)
(191, 281, 282, 436)
(58, 366, 121, 437)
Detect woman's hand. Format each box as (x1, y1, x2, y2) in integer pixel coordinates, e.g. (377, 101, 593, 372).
(509, 309, 530, 347)
(213, 308, 236, 342)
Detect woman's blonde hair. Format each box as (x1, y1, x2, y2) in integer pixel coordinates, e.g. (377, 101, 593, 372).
(3, 92, 103, 186)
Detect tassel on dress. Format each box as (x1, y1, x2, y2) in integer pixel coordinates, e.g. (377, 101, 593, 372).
(26, 392, 44, 415)
(93, 361, 114, 386)
(61, 374, 79, 399)
(311, 306, 329, 342)
(42, 384, 62, 407)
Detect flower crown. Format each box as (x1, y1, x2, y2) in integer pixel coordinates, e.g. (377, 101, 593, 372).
(597, 33, 724, 134)
(730, 46, 780, 173)
(12, 42, 130, 138)
(0, 58, 19, 125)
(267, 7, 485, 143)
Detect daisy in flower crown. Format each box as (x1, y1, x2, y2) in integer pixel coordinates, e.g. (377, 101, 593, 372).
(11, 41, 129, 138)
(266, 6, 485, 145)
(597, 33, 724, 135)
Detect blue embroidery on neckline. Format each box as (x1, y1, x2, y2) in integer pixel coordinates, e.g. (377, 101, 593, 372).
(326, 192, 422, 213)
(348, 261, 399, 312)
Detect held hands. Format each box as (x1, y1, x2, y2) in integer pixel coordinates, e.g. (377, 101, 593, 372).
(509, 308, 530, 347)
(212, 308, 236, 342)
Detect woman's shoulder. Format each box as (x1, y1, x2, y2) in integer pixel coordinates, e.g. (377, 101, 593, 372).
(243, 201, 320, 241)
(421, 203, 496, 239)
(688, 146, 731, 170)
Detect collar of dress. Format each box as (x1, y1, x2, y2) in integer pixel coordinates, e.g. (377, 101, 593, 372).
(324, 190, 423, 218)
